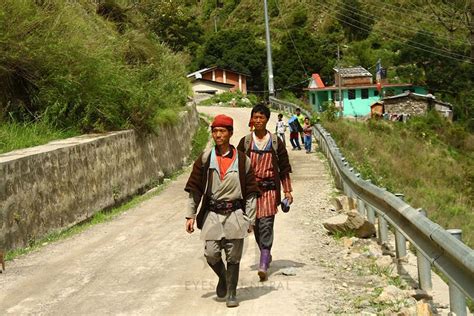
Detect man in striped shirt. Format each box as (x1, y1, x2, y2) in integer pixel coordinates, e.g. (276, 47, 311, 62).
(237, 104, 293, 281)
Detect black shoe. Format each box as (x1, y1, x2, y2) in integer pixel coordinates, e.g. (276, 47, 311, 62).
(209, 260, 227, 298)
(226, 262, 240, 307)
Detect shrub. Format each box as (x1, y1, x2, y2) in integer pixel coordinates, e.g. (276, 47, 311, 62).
(0, 1, 189, 133)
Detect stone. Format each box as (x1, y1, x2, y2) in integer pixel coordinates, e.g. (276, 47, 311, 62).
(323, 211, 376, 238)
(339, 196, 352, 211)
(361, 312, 377, 316)
(415, 301, 433, 316)
(330, 197, 343, 211)
(375, 255, 393, 270)
(409, 289, 432, 301)
(376, 285, 406, 303)
(341, 237, 354, 248)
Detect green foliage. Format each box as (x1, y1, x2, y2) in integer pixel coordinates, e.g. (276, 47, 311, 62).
(193, 29, 266, 92)
(200, 91, 258, 108)
(0, 120, 78, 154)
(0, 0, 189, 134)
(321, 102, 339, 122)
(139, 0, 203, 54)
(337, 0, 373, 41)
(323, 118, 474, 247)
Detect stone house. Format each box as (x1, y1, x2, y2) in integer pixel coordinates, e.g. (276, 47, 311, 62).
(383, 91, 453, 121)
(305, 67, 427, 117)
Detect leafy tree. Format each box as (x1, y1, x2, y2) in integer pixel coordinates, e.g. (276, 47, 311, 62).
(139, 0, 203, 54)
(337, 0, 373, 41)
(194, 29, 266, 91)
(399, 30, 473, 129)
(273, 30, 337, 95)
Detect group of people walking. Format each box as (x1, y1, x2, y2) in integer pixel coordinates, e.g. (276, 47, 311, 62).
(283, 107, 313, 154)
(184, 104, 312, 308)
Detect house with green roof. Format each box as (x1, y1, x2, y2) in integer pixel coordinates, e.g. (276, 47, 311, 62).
(305, 67, 427, 117)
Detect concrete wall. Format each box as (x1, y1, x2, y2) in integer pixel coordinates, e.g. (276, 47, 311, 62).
(0, 104, 200, 250)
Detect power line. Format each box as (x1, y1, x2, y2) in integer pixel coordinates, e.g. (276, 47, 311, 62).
(335, 0, 470, 46)
(366, 0, 469, 31)
(320, 1, 469, 59)
(317, 3, 472, 63)
(272, 0, 309, 76)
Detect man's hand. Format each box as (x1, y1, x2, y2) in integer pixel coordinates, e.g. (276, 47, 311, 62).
(185, 218, 195, 234)
(284, 192, 294, 204)
(248, 225, 254, 233)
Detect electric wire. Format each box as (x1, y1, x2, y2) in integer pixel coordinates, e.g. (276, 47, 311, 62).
(273, 0, 309, 77)
(318, 1, 469, 59)
(335, 0, 470, 46)
(316, 2, 473, 63)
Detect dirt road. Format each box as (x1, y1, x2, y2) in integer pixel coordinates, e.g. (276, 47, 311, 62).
(0, 106, 353, 315)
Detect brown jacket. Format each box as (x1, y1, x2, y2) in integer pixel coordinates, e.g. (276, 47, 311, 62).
(184, 146, 260, 230)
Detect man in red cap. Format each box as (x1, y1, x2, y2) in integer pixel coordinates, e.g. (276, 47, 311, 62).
(184, 114, 259, 308)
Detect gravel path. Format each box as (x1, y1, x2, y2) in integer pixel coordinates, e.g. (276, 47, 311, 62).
(0, 106, 385, 315)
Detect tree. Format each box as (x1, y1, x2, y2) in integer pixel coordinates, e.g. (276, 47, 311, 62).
(193, 29, 266, 91)
(273, 30, 337, 95)
(337, 0, 373, 41)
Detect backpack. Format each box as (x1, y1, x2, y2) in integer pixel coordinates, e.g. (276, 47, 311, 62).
(243, 133, 278, 154)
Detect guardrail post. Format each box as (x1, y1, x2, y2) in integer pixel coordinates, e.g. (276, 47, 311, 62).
(394, 193, 407, 259)
(416, 209, 433, 292)
(366, 204, 375, 224)
(357, 198, 366, 216)
(377, 213, 388, 245)
(447, 229, 467, 316)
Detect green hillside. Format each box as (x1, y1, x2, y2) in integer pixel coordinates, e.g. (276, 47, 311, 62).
(323, 112, 474, 248)
(177, 0, 472, 129)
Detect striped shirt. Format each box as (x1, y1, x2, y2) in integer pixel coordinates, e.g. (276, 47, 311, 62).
(249, 133, 292, 218)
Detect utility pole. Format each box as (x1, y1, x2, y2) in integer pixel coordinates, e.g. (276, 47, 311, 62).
(264, 0, 275, 97)
(337, 45, 343, 117)
(471, 0, 474, 60)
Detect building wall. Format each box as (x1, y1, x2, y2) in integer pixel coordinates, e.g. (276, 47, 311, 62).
(384, 98, 428, 115)
(192, 81, 231, 94)
(0, 105, 200, 251)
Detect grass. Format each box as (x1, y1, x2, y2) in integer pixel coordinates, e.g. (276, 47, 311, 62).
(0, 120, 79, 154)
(5, 119, 210, 261)
(0, 1, 189, 133)
(199, 91, 258, 107)
(322, 115, 474, 248)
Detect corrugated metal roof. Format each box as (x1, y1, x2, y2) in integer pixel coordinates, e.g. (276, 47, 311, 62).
(334, 66, 372, 78)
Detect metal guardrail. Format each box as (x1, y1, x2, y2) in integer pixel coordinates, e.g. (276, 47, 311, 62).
(269, 97, 474, 316)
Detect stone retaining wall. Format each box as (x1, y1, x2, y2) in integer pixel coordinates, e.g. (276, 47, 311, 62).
(0, 104, 200, 250)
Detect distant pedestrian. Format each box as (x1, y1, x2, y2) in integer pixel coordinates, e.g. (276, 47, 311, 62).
(275, 113, 287, 147)
(295, 108, 305, 145)
(184, 114, 260, 308)
(288, 115, 302, 150)
(303, 117, 313, 153)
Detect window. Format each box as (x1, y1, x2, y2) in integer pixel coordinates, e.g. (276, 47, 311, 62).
(361, 89, 369, 99)
(348, 89, 356, 100)
(374, 90, 379, 96)
(311, 93, 316, 105)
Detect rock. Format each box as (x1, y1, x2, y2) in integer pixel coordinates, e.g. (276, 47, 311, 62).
(398, 305, 417, 316)
(323, 211, 376, 238)
(416, 301, 433, 316)
(330, 197, 343, 211)
(338, 196, 355, 211)
(376, 285, 406, 303)
(341, 237, 354, 248)
(409, 289, 432, 301)
(375, 255, 393, 270)
(361, 312, 377, 316)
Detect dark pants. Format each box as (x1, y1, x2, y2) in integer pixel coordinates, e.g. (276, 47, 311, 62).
(254, 215, 275, 251)
(289, 137, 301, 149)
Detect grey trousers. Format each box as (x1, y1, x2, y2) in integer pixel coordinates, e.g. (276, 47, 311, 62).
(205, 239, 244, 265)
(254, 215, 275, 251)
